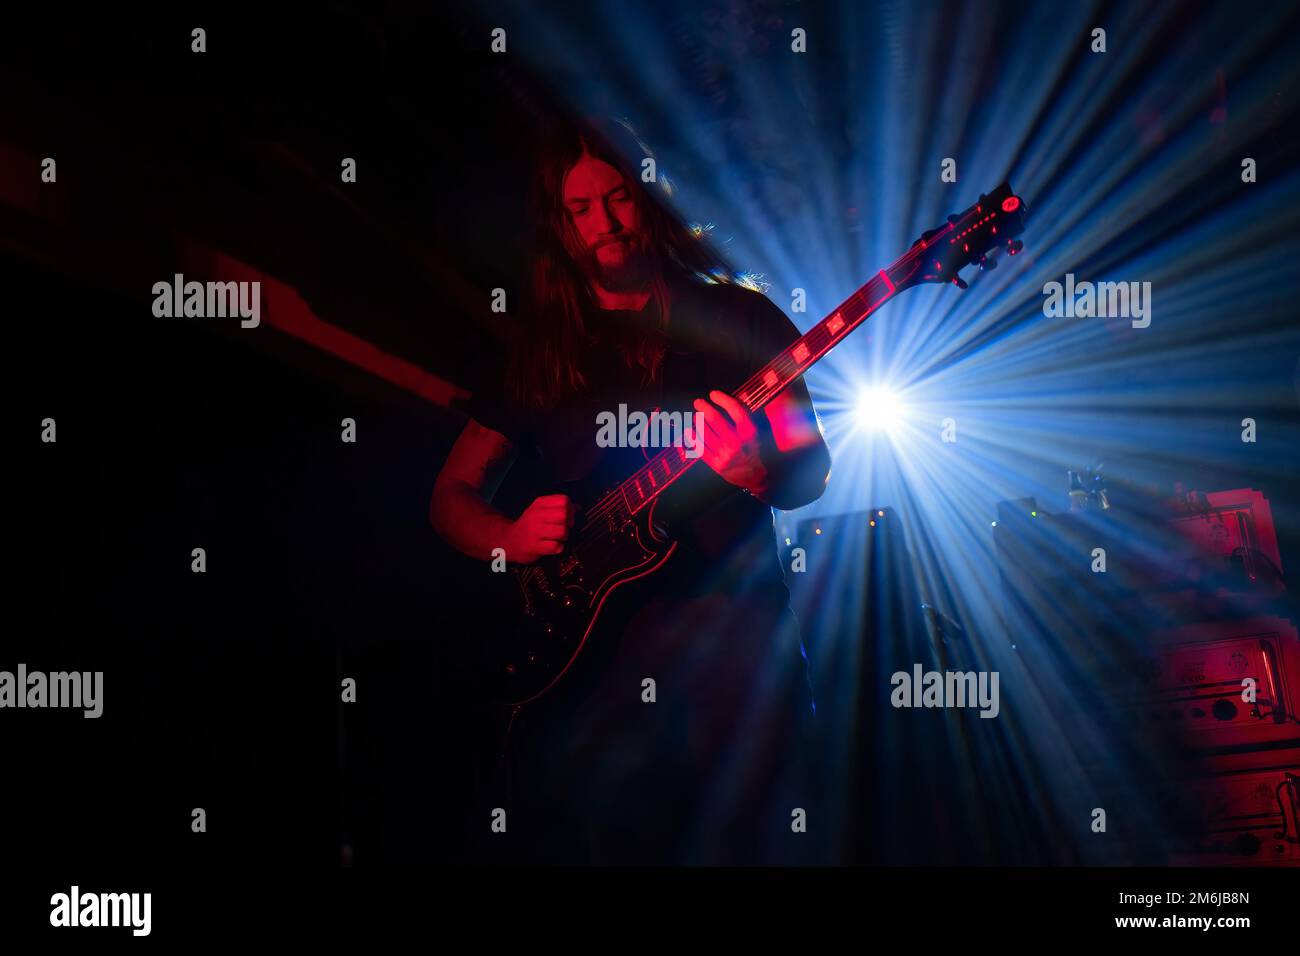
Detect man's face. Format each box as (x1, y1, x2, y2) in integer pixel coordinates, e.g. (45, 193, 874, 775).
(562, 153, 649, 290)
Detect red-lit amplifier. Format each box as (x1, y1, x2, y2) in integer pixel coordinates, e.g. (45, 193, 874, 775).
(1171, 764, 1299, 866)
(1165, 488, 1283, 594)
(1144, 617, 1300, 752)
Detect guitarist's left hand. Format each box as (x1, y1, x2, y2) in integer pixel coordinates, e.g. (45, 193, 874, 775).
(691, 390, 770, 497)
(692, 383, 831, 510)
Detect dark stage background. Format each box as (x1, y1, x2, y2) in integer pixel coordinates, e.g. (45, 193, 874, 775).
(5, 2, 527, 869)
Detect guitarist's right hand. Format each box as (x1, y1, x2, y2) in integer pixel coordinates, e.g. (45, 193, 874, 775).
(504, 494, 577, 563)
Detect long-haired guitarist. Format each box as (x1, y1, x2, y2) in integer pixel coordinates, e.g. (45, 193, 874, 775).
(430, 117, 832, 864)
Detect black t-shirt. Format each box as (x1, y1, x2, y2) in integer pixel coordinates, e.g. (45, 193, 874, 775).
(468, 276, 819, 863)
(469, 275, 806, 602)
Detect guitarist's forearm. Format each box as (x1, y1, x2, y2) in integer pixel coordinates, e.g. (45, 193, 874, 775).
(752, 441, 831, 511)
(429, 479, 516, 561)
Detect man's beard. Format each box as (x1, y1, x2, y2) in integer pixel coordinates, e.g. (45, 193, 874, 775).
(578, 237, 654, 292)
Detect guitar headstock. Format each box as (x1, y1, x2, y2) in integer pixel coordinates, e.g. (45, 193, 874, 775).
(889, 182, 1027, 292)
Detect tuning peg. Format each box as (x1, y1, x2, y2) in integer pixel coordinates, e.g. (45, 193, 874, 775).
(978, 255, 996, 271)
(951, 275, 969, 290)
(1006, 239, 1023, 256)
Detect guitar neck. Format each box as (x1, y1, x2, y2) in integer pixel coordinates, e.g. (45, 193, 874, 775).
(734, 269, 899, 413)
(604, 224, 952, 520)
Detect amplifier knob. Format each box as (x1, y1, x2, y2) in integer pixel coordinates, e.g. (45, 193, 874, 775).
(1212, 698, 1238, 721)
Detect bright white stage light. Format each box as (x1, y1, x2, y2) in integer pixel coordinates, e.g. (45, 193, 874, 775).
(855, 386, 904, 432)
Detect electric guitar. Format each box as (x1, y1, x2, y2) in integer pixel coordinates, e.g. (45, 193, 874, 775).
(488, 182, 1027, 708)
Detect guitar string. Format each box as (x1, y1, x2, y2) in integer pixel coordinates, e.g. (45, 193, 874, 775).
(577, 256, 907, 530)
(576, 223, 955, 531)
(578, 266, 894, 528)
(575, 289, 870, 534)
(579, 258, 911, 529)
(725, 219, 960, 407)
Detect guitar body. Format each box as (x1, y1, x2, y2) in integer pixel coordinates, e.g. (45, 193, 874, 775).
(488, 497, 677, 707)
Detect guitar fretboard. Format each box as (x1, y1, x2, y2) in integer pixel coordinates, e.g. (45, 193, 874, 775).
(590, 224, 951, 526)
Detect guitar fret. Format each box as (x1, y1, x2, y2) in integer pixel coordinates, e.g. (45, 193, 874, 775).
(621, 263, 913, 515)
(740, 274, 889, 410)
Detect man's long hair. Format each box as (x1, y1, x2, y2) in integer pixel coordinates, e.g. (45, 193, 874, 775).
(507, 117, 738, 410)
